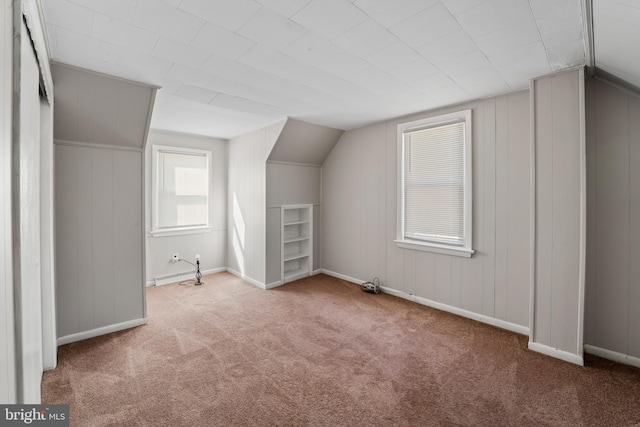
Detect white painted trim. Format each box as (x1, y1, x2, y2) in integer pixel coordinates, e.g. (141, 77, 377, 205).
(146, 227, 226, 238)
(54, 139, 143, 153)
(265, 268, 322, 289)
(394, 240, 474, 258)
(0, 0, 16, 403)
(140, 140, 147, 319)
(57, 318, 148, 346)
(22, 1, 53, 104)
(149, 226, 212, 237)
(320, 269, 362, 285)
(528, 341, 585, 366)
(267, 204, 320, 210)
(151, 145, 212, 234)
(577, 68, 587, 359)
(265, 280, 283, 289)
(410, 294, 529, 336)
(149, 268, 224, 287)
(531, 65, 587, 82)
(396, 109, 474, 255)
(141, 87, 157, 151)
(50, 61, 160, 89)
(321, 270, 529, 336)
(529, 78, 537, 344)
(226, 268, 266, 290)
(584, 344, 640, 369)
(581, 0, 595, 70)
(267, 160, 322, 168)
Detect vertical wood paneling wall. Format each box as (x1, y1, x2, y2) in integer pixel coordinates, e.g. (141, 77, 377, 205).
(265, 163, 322, 285)
(227, 122, 284, 286)
(55, 144, 145, 341)
(322, 91, 531, 333)
(17, 24, 44, 403)
(0, 1, 15, 402)
(585, 78, 640, 361)
(144, 130, 227, 284)
(530, 69, 586, 364)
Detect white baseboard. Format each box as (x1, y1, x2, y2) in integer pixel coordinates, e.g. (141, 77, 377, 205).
(57, 318, 147, 346)
(265, 280, 283, 289)
(226, 268, 266, 289)
(584, 344, 640, 369)
(321, 269, 362, 285)
(321, 269, 529, 336)
(265, 269, 320, 289)
(528, 342, 584, 366)
(149, 268, 225, 287)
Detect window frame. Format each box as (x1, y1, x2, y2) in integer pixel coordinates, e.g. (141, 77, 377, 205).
(395, 109, 474, 258)
(151, 145, 212, 237)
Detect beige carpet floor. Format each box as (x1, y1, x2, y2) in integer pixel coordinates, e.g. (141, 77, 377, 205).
(42, 272, 640, 426)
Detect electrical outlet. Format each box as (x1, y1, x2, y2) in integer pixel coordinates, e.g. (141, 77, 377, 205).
(172, 253, 179, 262)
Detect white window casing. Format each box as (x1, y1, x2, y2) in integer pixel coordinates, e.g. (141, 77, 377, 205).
(151, 145, 212, 236)
(396, 110, 474, 257)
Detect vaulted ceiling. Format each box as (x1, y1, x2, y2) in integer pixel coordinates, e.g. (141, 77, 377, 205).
(39, 1, 632, 138)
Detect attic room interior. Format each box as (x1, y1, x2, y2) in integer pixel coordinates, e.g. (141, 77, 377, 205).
(2, 0, 640, 424)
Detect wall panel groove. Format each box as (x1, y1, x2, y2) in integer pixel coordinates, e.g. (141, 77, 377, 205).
(322, 90, 531, 330)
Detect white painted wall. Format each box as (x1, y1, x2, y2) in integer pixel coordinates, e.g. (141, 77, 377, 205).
(55, 144, 146, 343)
(322, 91, 531, 333)
(39, 97, 56, 372)
(17, 28, 43, 400)
(0, 0, 16, 403)
(51, 62, 155, 150)
(145, 130, 227, 284)
(227, 121, 285, 287)
(53, 63, 154, 345)
(530, 68, 586, 365)
(585, 77, 640, 362)
(266, 163, 322, 285)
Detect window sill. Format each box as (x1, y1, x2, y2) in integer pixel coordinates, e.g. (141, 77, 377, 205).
(394, 239, 474, 258)
(151, 227, 212, 237)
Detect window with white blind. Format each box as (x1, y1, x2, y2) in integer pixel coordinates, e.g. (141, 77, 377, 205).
(396, 110, 474, 257)
(151, 145, 211, 235)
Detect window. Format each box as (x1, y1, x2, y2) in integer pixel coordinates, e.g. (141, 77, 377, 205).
(151, 145, 211, 236)
(396, 110, 474, 257)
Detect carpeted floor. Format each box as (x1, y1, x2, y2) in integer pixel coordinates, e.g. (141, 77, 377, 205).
(42, 272, 640, 426)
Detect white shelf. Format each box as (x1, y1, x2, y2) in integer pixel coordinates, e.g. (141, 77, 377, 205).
(284, 251, 309, 262)
(281, 204, 313, 284)
(284, 236, 308, 244)
(284, 268, 309, 282)
(284, 220, 309, 226)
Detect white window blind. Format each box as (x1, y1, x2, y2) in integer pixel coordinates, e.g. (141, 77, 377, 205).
(403, 122, 465, 246)
(156, 149, 209, 230)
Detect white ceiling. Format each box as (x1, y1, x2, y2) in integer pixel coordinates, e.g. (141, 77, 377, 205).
(593, 0, 640, 89)
(41, 0, 586, 138)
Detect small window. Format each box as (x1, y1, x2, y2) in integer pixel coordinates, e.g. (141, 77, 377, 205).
(151, 145, 211, 236)
(396, 110, 474, 257)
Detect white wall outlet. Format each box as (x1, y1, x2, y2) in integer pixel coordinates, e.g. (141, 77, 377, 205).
(172, 253, 179, 262)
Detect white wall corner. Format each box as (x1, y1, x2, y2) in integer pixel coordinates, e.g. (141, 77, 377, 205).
(584, 345, 640, 369)
(226, 267, 267, 290)
(528, 341, 585, 366)
(57, 318, 148, 346)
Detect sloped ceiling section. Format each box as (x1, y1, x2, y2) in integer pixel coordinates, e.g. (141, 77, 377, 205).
(51, 62, 157, 149)
(593, 0, 640, 90)
(268, 118, 344, 165)
(41, 0, 586, 139)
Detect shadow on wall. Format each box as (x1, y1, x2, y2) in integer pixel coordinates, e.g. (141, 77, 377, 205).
(232, 192, 245, 276)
